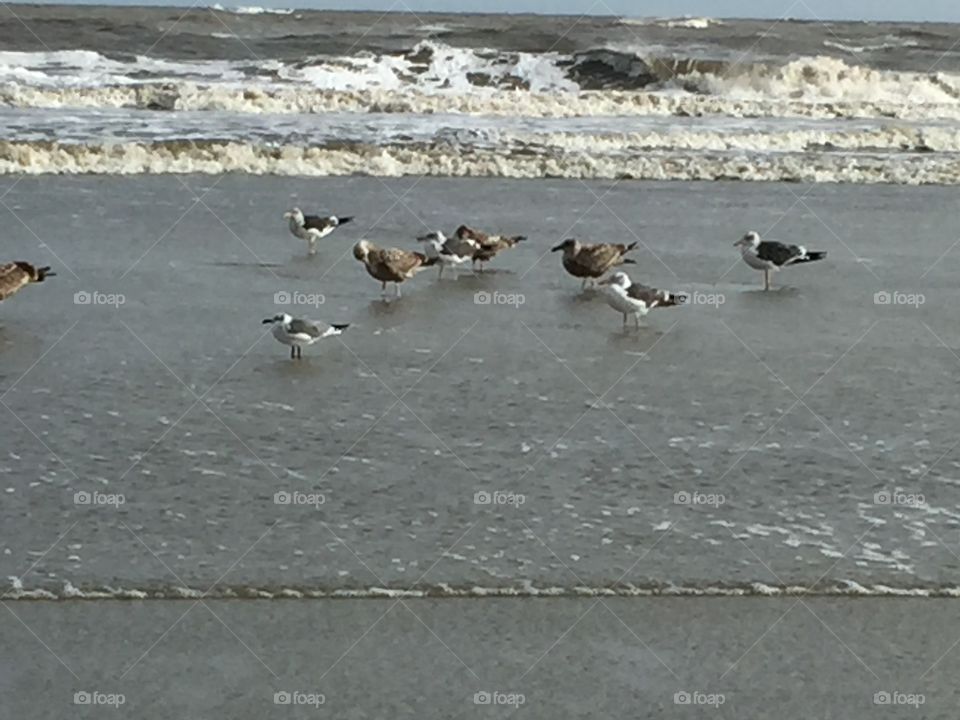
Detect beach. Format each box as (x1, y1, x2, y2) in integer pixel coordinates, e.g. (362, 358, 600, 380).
(3, 5, 960, 718)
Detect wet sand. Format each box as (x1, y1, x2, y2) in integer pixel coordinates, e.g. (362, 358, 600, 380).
(5, 598, 960, 719)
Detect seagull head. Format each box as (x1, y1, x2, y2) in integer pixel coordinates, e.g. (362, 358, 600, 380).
(599, 271, 631, 289)
(352, 240, 374, 261)
(262, 313, 292, 325)
(735, 231, 761, 249)
(551, 238, 578, 254)
(284, 207, 304, 223)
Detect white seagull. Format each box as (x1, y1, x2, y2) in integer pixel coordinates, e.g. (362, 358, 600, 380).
(283, 207, 354, 255)
(262, 313, 349, 359)
(734, 231, 827, 290)
(416, 231, 472, 279)
(598, 271, 684, 328)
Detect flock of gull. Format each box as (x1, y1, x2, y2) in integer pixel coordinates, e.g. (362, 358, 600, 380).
(0, 206, 827, 360)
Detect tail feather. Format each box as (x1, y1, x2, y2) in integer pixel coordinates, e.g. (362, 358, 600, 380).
(332, 323, 350, 331)
(338, 216, 354, 225)
(621, 258, 637, 265)
(659, 292, 683, 308)
(624, 242, 638, 253)
(794, 250, 827, 264)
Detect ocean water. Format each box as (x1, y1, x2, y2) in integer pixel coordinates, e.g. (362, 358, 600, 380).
(3, 174, 960, 599)
(1, 6, 960, 181)
(4, 8, 960, 719)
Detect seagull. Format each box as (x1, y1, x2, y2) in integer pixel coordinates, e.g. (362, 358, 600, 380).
(416, 231, 472, 279)
(0, 262, 56, 302)
(454, 225, 526, 272)
(352, 240, 437, 298)
(598, 271, 684, 328)
(734, 231, 827, 290)
(283, 207, 353, 255)
(552, 239, 637, 289)
(262, 313, 349, 359)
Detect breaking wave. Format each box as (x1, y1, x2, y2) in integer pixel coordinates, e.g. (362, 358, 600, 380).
(8, 578, 960, 600)
(2, 139, 959, 184)
(1, 44, 959, 116)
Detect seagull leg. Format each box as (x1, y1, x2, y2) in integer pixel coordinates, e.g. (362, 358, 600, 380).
(290, 345, 295, 360)
(297, 346, 302, 360)
(763, 270, 771, 291)
(395, 283, 402, 298)
(381, 281, 388, 298)
(438, 265, 444, 280)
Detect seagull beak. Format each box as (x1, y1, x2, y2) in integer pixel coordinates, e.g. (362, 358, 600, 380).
(262, 318, 275, 324)
(45, 271, 57, 277)
(733, 238, 746, 247)
(283, 212, 292, 219)
(551, 243, 564, 252)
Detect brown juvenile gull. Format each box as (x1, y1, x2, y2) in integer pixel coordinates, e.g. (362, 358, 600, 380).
(454, 225, 526, 272)
(598, 271, 684, 328)
(0, 262, 56, 302)
(352, 240, 436, 298)
(283, 207, 354, 255)
(551, 238, 637, 289)
(734, 231, 827, 290)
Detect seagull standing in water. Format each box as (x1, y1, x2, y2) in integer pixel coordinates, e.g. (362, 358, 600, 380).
(734, 231, 827, 290)
(0, 262, 56, 302)
(283, 207, 353, 255)
(262, 313, 349, 359)
(416, 231, 472, 279)
(552, 238, 637, 290)
(598, 271, 684, 328)
(352, 240, 437, 298)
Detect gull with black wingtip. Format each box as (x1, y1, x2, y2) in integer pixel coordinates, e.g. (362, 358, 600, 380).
(262, 313, 349, 360)
(599, 271, 684, 328)
(283, 207, 354, 255)
(734, 231, 827, 290)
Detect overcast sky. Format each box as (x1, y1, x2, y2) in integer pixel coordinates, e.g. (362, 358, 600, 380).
(25, 0, 960, 22)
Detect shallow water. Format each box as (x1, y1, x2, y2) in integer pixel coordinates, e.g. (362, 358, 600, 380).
(2, 175, 960, 597)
